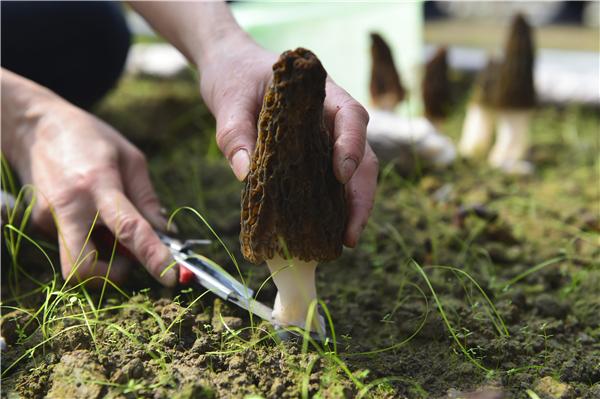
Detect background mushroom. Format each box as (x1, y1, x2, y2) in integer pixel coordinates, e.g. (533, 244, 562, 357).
(369, 32, 407, 111)
(422, 46, 452, 127)
(240, 48, 346, 335)
(458, 56, 501, 159)
(488, 13, 536, 174)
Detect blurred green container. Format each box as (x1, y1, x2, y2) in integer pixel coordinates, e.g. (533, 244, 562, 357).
(231, 1, 424, 115)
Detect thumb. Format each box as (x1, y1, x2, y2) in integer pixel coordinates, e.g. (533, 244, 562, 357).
(215, 101, 258, 181)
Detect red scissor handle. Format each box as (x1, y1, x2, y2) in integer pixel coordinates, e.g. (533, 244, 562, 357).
(179, 265, 194, 285)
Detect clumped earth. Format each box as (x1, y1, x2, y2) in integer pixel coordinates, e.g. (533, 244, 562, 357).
(2, 72, 599, 399)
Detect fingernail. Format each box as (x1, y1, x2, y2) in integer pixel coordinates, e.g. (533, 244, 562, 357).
(345, 222, 366, 248)
(157, 240, 178, 286)
(157, 208, 178, 234)
(160, 260, 178, 287)
(163, 267, 177, 287)
(230, 150, 250, 181)
(153, 215, 170, 233)
(167, 221, 179, 234)
(340, 158, 358, 183)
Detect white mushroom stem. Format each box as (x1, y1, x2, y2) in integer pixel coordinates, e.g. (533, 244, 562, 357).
(488, 109, 532, 174)
(372, 93, 401, 112)
(459, 103, 495, 159)
(266, 254, 325, 335)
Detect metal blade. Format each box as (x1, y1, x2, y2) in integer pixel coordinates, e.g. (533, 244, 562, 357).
(227, 294, 274, 323)
(225, 292, 329, 343)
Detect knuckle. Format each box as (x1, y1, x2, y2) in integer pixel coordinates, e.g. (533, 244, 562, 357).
(116, 217, 164, 271)
(115, 215, 140, 244)
(353, 103, 370, 125)
(88, 142, 118, 164)
(365, 146, 380, 170)
(30, 201, 53, 229)
(342, 99, 370, 124)
(69, 164, 117, 196)
(136, 189, 160, 210)
(334, 140, 364, 165)
(216, 120, 253, 160)
(71, 172, 97, 194)
(369, 152, 380, 170)
(138, 241, 162, 273)
(130, 148, 148, 169)
(216, 123, 240, 157)
(347, 135, 367, 156)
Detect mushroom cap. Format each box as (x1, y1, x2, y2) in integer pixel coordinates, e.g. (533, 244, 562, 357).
(472, 56, 502, 108)
(240, 48, 346, 265)
(495, 13, 536, 109)
(422, 46, 452, 120)
(369, 32, 406, 109)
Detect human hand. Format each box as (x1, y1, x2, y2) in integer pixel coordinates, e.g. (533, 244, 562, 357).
(198, 35, 378, 248)
(4, 78, 177, 287)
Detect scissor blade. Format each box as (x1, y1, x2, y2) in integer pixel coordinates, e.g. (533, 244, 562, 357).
(228, 294, 274, 323)
(221, 292, 329, 343)
(175, 254, 273, 321)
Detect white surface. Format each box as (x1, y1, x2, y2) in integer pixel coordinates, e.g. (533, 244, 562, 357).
(125, 43, 188, 76)
(366, 108, 456, 167)
(426, 45, 600, 104)
(437, 2, 563, 25)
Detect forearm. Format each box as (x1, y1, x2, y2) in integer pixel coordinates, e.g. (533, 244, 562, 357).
(1, 69, 56, 171)
(129, 1, 248, 68)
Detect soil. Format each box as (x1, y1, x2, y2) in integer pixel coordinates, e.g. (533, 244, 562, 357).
(1, 73, 599, 399)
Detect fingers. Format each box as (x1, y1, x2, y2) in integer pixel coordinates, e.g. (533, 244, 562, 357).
(56, 208, 129, 287)
(119, 146, 169, 232)
(322, 80, 376, 246)
(214, 97, 259, 181)
(343, 144, 379, 248)
(324, 80, 370, 184)
(93, 176, 177, 287)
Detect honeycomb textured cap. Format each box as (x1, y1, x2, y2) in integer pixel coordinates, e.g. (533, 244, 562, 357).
(472, 56, 502, 107)
(369, 32, 406, 109)
(240, 48, 346, 264)
(422, 46, 452, 120)
(495, 13, 536, 109)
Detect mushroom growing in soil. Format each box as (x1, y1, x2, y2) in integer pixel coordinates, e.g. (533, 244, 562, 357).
(422, 46, 452, 128)
(458, 57, 501, 159)
(240, 48, 346, 335)
(369, 32, 406, 111)
(488, 13, 536, 174)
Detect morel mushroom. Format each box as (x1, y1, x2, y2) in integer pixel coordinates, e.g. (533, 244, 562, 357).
(458, 57, 500, 159)
(422, 46, 452, 126)
(488, 13, 536, 174)
(369, 32, 406, 111)
(240, 48, 346, 335)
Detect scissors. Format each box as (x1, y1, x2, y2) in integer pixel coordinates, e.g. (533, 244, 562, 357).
(156, 232, 329, 343)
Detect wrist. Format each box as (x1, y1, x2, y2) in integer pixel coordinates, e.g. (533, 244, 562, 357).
(195, 26, 250, 69)
(131, 1, 251, 70)
(1, 70, 60, 171)
(190, 2, 253, 69)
